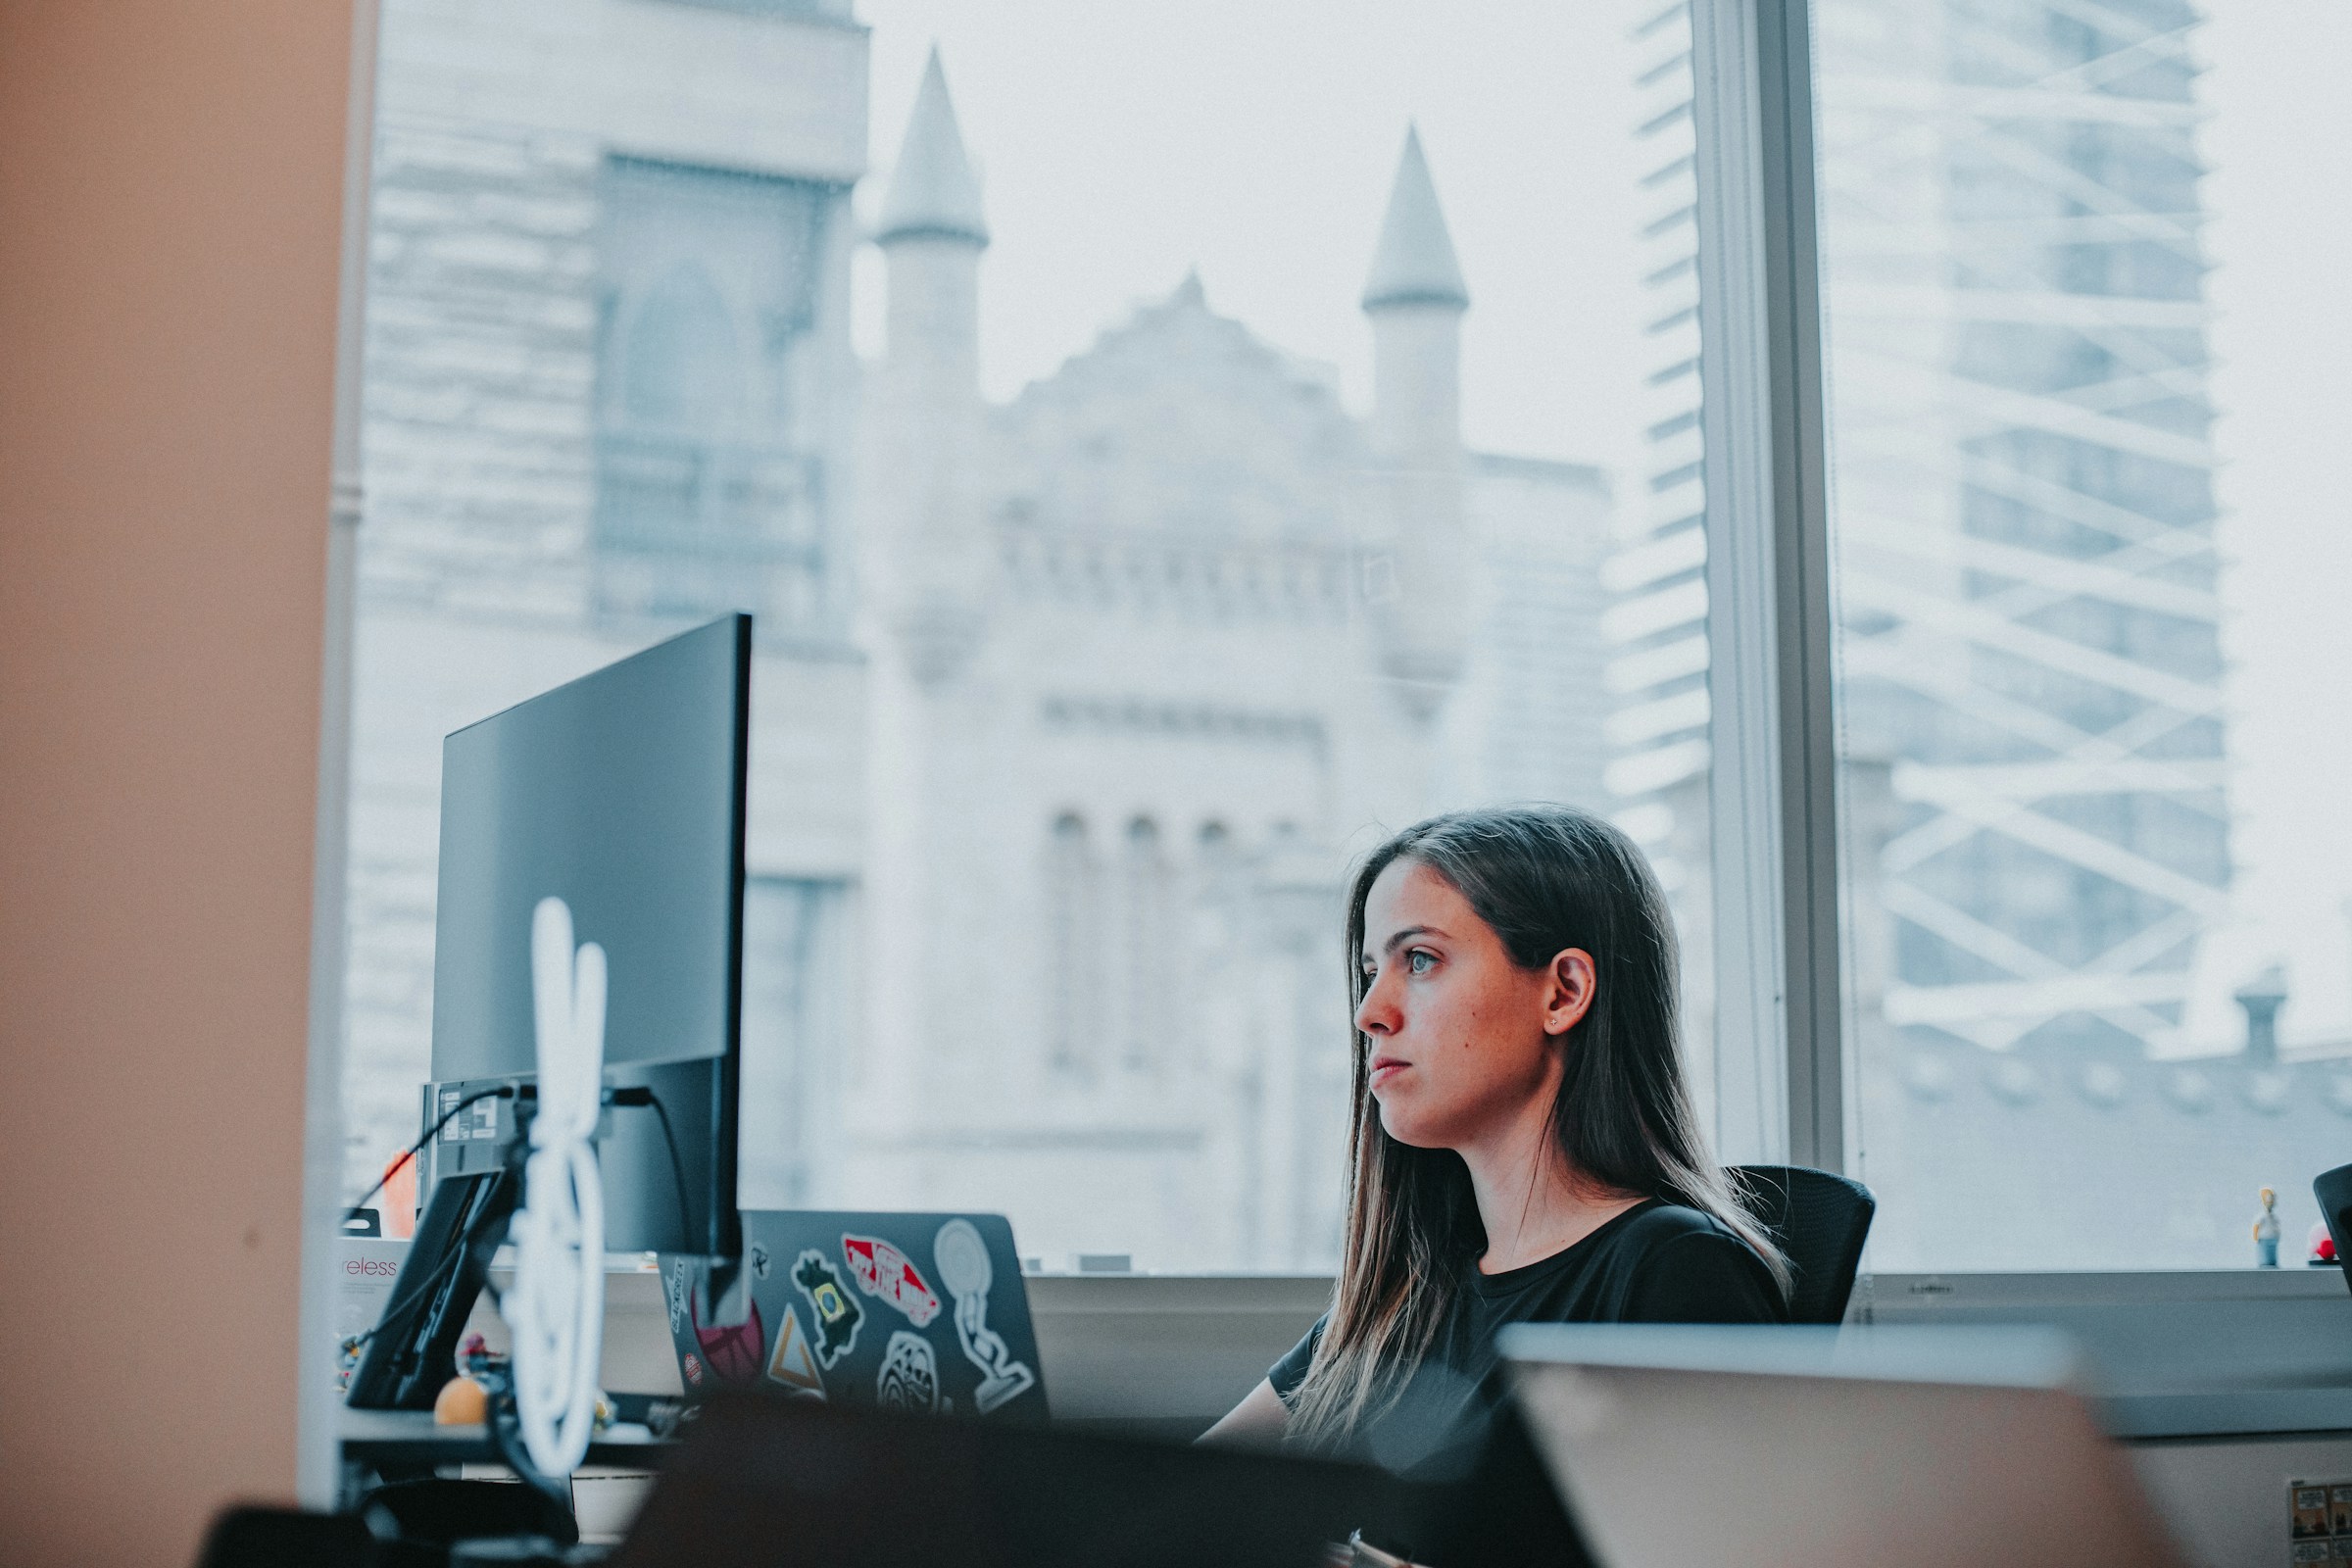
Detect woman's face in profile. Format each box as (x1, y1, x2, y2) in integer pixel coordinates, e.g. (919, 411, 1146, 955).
(1354, 858, 1592, 1152)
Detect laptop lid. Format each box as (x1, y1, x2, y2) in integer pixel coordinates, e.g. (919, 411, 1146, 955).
(660, 1210, 1048, 1422)
(606, 1392, 1456, 1568)
(1501, 1324, 2190, 1568)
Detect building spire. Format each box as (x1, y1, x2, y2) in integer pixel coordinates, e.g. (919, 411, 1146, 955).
(1361, 124, 1467, 312)
(877, 48, 989, 248)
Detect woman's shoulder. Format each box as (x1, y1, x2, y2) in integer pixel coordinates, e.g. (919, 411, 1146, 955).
(1604, 1199, 1747, 1250)
(1604, 1200, 1787, 1323)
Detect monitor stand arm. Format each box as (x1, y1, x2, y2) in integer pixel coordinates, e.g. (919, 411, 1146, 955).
(697, 1252, 755, 1330)
(346, 1163, 522, 1411)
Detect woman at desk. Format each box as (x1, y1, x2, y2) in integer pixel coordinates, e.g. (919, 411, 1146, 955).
(1204, 805, 1788, 1476)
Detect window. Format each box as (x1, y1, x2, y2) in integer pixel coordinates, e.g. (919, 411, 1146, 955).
(1116, 817, 1171, 1073)
(738, 877, 854, 1207)
(343, 0, 1740, 1271)
(1042, 812, 1100, 1077)
(1815, 0, 2352, 1267)
(593, 159, 839, 634)
(333, 0, 2352, 1283)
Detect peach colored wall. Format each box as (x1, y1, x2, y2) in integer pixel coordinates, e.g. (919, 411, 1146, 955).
(0, 4, 358, 1564)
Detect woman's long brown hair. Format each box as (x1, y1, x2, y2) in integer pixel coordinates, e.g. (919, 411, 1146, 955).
(1287, 805, 1790, 1445)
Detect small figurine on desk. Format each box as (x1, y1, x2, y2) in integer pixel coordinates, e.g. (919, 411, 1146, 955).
(2255, 1186, 2282, 1267)
(434, 1331, 500, 1425)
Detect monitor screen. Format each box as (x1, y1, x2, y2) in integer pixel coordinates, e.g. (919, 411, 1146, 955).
(427, 612, 749, 1255)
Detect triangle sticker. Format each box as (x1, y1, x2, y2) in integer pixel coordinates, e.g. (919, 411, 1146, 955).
(766, 1303, 827, 1397)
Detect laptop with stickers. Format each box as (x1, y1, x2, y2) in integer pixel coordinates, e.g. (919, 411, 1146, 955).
(658, 1210, 1048, 1422)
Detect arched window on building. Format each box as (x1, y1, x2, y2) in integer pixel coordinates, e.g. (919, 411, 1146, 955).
(592, 156, 832, 630)
(1045, 812, 1100, 1075)
(619, 262, 746, 435)
(1120, 815, 1171, 1071)
(1195, 818, 1235, 916)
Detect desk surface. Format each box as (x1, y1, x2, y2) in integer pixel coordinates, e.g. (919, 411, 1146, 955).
(339, 1408, 671, 1469)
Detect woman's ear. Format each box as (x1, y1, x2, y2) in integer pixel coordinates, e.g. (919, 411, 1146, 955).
(1543, 948, 1597, 1037)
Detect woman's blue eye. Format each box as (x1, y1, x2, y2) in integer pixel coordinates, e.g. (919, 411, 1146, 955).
(1407, 950, 1436, 974)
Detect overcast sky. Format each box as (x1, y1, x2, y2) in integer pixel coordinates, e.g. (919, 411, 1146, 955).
(2184, 1, 2352, 1048)
(853, 0, 1644, 469)
(851, 0, 2352, 1051)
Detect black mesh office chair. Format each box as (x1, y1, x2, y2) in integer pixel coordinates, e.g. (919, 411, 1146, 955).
(1729, 1164, 1876, 1325)
(2314, 1164, 2352, 1293)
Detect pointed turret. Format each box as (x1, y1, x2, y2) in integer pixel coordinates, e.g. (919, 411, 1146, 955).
(1362, 126, 1468, 313)
(867, 48, 990, 684)
(1360, 125, 1469, 720)
(877, 49, 989, 248)
(874, 48, 986, 381)
(858, 53, 996, 1145)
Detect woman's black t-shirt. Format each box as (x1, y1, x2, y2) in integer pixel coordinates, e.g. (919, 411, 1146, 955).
(1268, 1200, 1786, 1477)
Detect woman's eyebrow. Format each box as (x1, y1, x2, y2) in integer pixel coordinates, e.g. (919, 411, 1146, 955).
(1375, 924, 1446, 958)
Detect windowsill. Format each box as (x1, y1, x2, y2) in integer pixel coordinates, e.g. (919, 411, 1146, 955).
(1012, 1270, 2352, 1440)
(1859, 1267, 2352, 1308)
(570, 1265, 2352, 1438)
(1861, 1268, 2352, 1440)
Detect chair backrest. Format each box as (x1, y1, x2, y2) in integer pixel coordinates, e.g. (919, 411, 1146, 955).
(193, 1507, 377, 1568)
(1729, 1164, 1876, 1325)
(2314, 1164, 2352, 1292)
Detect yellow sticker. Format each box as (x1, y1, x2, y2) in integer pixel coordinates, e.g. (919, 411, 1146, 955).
(766, 1303, 827, 1398)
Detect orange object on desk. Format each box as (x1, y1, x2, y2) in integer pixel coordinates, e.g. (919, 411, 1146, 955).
(433, 1374, 488, 1426)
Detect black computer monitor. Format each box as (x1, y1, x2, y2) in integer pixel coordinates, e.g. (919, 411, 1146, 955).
(348, 613, 750, 1410)
(424, 611, 749, 1256)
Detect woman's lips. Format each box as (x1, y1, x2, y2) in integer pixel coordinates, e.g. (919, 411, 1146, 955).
(1368, 1056, 1408, 1090)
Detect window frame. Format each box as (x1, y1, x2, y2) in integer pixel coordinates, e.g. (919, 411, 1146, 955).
(1688, 0, 1844, 1172)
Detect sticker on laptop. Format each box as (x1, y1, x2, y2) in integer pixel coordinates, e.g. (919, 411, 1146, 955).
(663, 1256, 693, 1334)
(933, 1218, 1038, 1414)
(793, 1249, 863, 1367)
(842, 1234, 943, 1327)
(876, 1329, 948, 1414)
(694, 1298, 765, 1385)
(750, 1244, 771, 1280)
(766, 1303, 826, 1399)
(681, 1351, 705, 1388)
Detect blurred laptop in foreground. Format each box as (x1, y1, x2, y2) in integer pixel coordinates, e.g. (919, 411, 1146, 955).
(607, 1394, 1454, 1568)
(1503, 1323, 2191, 1568)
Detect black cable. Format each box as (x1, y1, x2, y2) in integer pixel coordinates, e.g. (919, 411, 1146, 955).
(345, 1211, 474, 1354)
(351, 1085, 688, 1357)
(608, 1086, 694, 1239)
(487, 1392, 579, 1536)
(344, 1085, 514, 1226)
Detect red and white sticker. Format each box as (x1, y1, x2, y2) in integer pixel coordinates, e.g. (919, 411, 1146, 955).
(841, 1234, 942, 1327)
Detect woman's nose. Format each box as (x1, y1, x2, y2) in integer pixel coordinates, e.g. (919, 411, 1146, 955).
(1355, 975, 1398, 1037)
